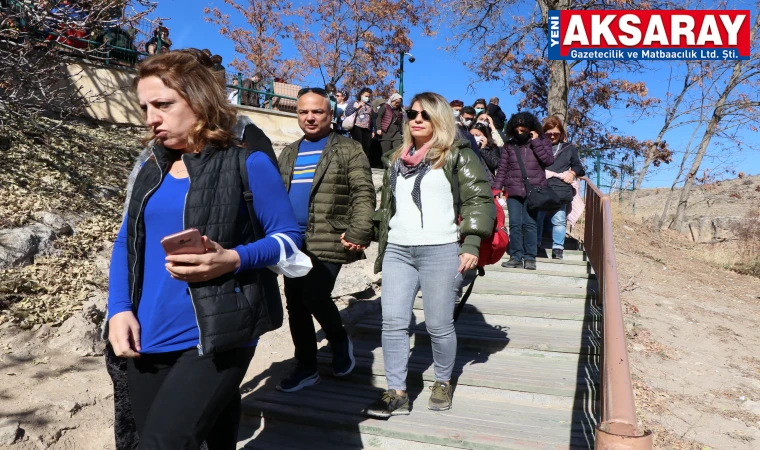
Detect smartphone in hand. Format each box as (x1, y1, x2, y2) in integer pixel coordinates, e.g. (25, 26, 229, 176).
(160, 228, 206, 256)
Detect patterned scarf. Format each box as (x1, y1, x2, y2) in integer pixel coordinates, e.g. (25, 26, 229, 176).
(390, 143, 432, 226)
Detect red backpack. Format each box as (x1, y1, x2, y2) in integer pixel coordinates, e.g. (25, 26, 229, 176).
(477, 193, 509, 266)
(452, 158, 509, 321)
(452, 161, 509, 268)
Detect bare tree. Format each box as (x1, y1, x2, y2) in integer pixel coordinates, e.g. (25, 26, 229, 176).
(629, 62, 700, 207)
(0, 1, 158, 130)
(441, 0, 660, 162)
(670, 11, 760, 231)
(289, 0, 437, 97)
(203, 1, 308, 82)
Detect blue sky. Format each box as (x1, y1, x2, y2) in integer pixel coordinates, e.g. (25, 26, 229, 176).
(152, 0, 759, 188)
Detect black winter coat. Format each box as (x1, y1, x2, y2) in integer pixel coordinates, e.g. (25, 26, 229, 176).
(546, 142, 585, 202)
(479, 144, 501, 176)
(492, 136, 554, 198)
(486, 103, 507, 130)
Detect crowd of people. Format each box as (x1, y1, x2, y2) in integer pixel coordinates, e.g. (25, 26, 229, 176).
(104, 47, 585, 449)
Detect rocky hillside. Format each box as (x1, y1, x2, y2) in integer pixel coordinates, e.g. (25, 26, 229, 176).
(630, 174, 760, 242)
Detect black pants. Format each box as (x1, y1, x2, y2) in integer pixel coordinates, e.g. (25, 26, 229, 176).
(350, 126, 373, 161)
(126, 346, 255, 450)
(283, 250, 346, 370)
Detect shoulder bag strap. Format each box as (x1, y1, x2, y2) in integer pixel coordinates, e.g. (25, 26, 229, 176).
(454, 267, 485, 321)
(513, 145, 533, 195)
(238, 150, 263, 242)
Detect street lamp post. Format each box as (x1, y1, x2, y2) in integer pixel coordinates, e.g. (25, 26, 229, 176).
(399, 52, 415, 98)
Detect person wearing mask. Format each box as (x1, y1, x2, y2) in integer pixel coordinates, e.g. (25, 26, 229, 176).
(107, 50, 301, 447)
(491, 112, 554, 270)
(460, 106, 476, 129)
(344, 87, 374, 160)
(537, 116, 585, 260)
(474, 110, 505, 147)
(375, 93, 404, 155)
(469, 122, 500, 179)
(276, 87, 376, 392)
(486, 97, 507, 131)
(472, 98, 487, 116)
(241, 73, 263, 108)
(450, 99, 464, 120)
(367, 92, 495, 418)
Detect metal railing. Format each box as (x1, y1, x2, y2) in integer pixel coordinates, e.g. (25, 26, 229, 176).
(583, 178, 653, 449)
(225, 73, 299, 113)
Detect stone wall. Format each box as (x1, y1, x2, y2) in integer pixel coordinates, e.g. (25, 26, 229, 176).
(66, 61, 303, 145)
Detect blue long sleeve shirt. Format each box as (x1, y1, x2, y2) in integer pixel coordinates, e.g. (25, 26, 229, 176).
(107, 152, 301, 353)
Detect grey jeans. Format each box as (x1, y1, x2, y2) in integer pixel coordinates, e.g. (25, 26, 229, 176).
(381, 242, 461, 391)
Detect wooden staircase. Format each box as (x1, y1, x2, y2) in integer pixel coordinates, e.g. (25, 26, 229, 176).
(238, 246, 601, 449)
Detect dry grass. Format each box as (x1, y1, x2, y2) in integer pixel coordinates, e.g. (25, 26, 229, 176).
(0, 118, 141, 327)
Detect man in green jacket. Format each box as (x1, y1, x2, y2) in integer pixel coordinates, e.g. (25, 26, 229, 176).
(276, 88, 375, 392)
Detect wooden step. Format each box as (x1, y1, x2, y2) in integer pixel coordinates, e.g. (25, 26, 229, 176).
(415, 294, 600, 321)
(536, 261, 594, 275)
(241, 378, 597, 449)
(469, 282, 593, 299)
(239, 416, 461, 450)
(501, 250, 587, 262)
(477, 269, 596, 290)
(316, 343, 598, 398)
(355, 311, 600, 355)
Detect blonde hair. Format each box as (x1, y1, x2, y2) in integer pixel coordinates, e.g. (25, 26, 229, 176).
(392, 92, 457, 169)
(134, 50, 237, 152)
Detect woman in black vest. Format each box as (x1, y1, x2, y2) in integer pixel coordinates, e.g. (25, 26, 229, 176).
(106, 49, 301, 449)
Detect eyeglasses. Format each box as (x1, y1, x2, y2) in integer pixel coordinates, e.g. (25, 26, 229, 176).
(545, 132, 561, 138)
(297, 87, 329, 99)
(406, 109, 431, 121)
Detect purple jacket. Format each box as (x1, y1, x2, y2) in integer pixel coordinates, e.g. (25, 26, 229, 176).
(491, 136, 555, 197)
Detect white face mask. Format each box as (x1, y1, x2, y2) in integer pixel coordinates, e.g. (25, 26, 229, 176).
(361, 96, 370, 103)
(453, 110, 460, 117)
(462, 119, 472, 127)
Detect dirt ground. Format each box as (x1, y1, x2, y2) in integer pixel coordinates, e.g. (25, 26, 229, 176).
(0, 290, 379, 449)
(614, 216, 760, 449)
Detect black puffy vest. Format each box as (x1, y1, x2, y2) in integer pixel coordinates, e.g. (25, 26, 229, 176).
(126, 144, 282, 355)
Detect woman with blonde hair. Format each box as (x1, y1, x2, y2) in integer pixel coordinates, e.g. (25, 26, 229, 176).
(106, 50, 301, 448)
(367, 92, 496, 417)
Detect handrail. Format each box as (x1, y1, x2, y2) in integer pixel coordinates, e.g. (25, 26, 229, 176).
(583, 177, 653, 449)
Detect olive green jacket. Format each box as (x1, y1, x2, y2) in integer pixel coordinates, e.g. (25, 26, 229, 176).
(373, 140, 497, 273)
(279, 132, 375, 264)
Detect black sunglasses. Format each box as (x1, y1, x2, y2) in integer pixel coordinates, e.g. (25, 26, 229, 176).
(297, 87, 329, 99)
(406, 109, 431, 121)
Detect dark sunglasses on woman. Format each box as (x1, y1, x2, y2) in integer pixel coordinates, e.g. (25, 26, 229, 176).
(545, 132, 561, 138)
(406, 109, 431, 121)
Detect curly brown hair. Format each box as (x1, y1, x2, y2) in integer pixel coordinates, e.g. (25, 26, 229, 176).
(133, 50, 237, 152)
